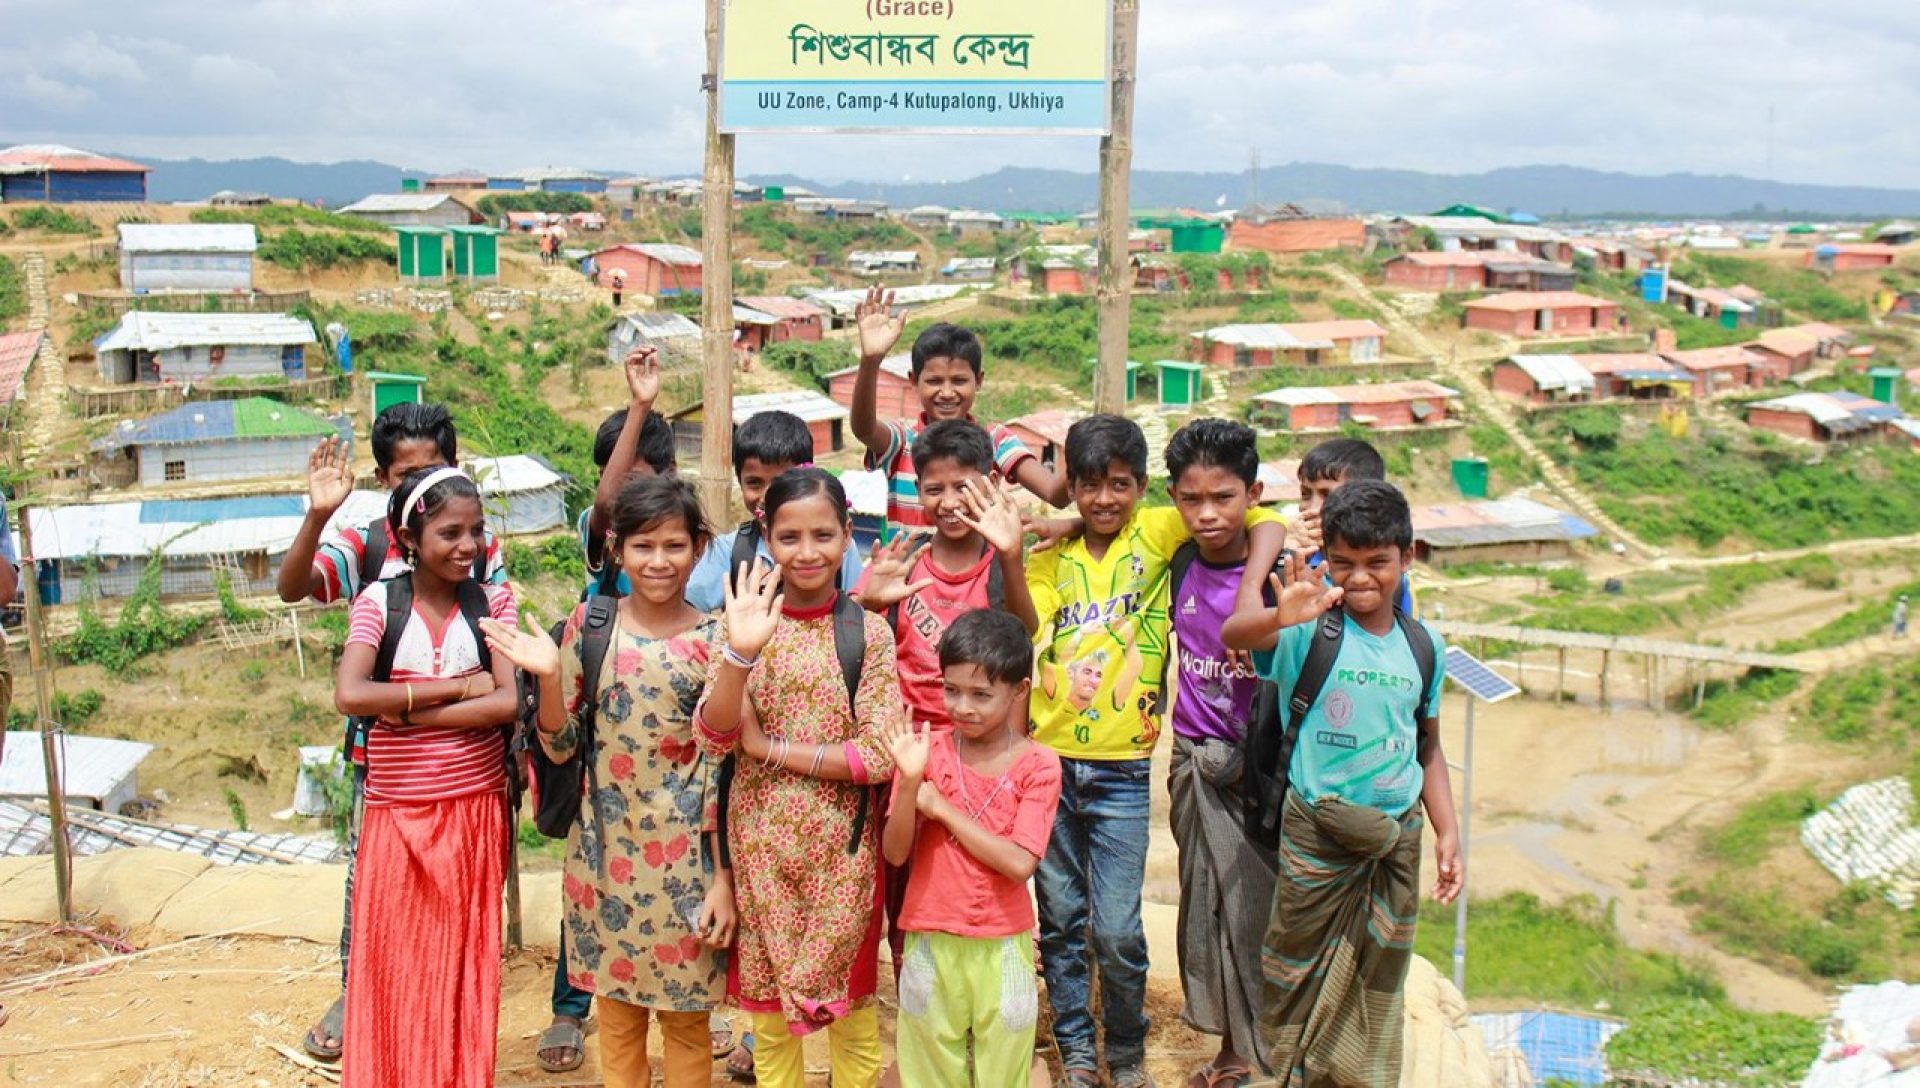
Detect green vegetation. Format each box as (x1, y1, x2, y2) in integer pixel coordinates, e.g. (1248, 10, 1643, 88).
(223, 787, 250, 832)
(1605, 999, 1822, 1087)
(1775, 577, 1920, 651)
(1690, 668, 1802, 730)
(0, 254, 23, 326)
(1517, 558, 1836, 641)
(1675, 252, 1869, 322)
(1462, 422, 1537, 490)
(738, 204, 915, 258)
(1543, 414, 1920, 548)
(1807, 666, 1892, 742)
(12, 206, 96, 235)
(475, 192, 593, 217)
(1412, 892, 1722, 1013)
(6, 689, 106, 731)
(1703, 788, 1821, 867)
(504, 536, 588, 588)
(258, 229, 394, 270)
(762, 339, 853, 387)
(190, 204, 387, 234)
(58, 556, 207, 675)
(68, 304, 118, 352)
(1682, 871, 1910, 981)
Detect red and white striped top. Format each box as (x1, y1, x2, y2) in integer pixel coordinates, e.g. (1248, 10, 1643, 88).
(347, 580, 518, 807)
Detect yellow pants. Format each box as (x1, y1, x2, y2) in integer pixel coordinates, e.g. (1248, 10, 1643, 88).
(896, 931, 1038, 1088)
(751, 1004, 883, 1088)
(596, 998, 711, 1088)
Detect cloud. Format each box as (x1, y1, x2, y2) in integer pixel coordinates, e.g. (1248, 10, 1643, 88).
(0, 0, 1914, 187)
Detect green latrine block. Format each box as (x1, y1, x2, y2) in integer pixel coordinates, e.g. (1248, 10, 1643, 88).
(1087, 359, 1146, 402)
(447, 225, 502, 282)
(1155, 360, 1207, 408)
(394, 226, 448, 283)
(1451, 457, 1490, 499)
(368, 371, 427, 417)
(1871, 367, 1902, 403)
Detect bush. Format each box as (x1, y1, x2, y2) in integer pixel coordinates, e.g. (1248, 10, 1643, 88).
(0, 255, 22, 326)
(57, 556, 207, 675)
(191, 204, 386, 234)
(6, 688, 106, 730)
(258, 229, 394, 270)
(1606, 998, 1822, 1086)
(762, 339, 855, 388)
(1690, 668, 1801, 730)
(12, 206, 95, 235)
(475, 192, 594, 217)
(504, 536, 588, 587)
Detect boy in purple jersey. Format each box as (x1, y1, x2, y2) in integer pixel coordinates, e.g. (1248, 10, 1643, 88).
(1164, 418, 1274, 1088)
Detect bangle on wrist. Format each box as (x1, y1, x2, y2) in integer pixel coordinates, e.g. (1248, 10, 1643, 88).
(723, 645, 759, 671)
(406, 683, 415, 715)
(807, 744, 828, 777)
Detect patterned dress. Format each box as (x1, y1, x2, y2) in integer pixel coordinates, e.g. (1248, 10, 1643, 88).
(697, 600, 903, 1032)
(546, 606, 725, 1011)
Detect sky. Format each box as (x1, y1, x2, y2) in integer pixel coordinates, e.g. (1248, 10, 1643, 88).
(2, 0, 1916, 187)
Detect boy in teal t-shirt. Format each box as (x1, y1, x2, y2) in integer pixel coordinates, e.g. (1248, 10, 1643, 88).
(1241, 478, 1461, 1085)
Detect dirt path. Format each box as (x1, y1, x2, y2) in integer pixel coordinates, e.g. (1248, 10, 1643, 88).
(17, 251, 65, 465)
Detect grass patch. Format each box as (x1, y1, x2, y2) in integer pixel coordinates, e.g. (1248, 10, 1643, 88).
(191, 204, 387, 234)
(0, 254, 22, 327)
(12, 206, 96, 235)
(1690, 668, 1802, 730)
(1774, 576, 1920, 651)
(258, 229, 394, 271)
(1412, 892, 1723, 1015)
(1680, 872, 1905, 981)
(1805, 665, 1891, 742)
(1605, 998, 1823, 1087)
(1704, 788, 1821, 867)
(1675, 252, 1869, 323)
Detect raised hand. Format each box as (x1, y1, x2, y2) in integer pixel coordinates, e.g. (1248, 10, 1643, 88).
(723, 560, 785, 660)
(858, 534, 935, 610)
(479, 615, 560, 679)
(623, 346, 661, 407)
(885, 717, 932, 781)
(306, 436, 355, 517)
(1265, 556, 1344, 632)
(854, 284, 904, 361)
(957, 477, 1024, 555)
(1288, 509, 1323, 555)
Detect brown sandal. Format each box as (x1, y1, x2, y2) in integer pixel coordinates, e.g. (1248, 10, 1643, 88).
(1187, 1063, 1253, 1088)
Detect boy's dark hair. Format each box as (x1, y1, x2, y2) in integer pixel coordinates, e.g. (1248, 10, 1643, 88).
(1298, 437, 1385, 485)
(732, 410, 813, 477)
(909, 323, 984, 378)
(910, 419, 995, 476)
(386, 468, 482, 560)
(1064, 414, 1148, 483)
(370, 402, 456, 471)
(610, 474, 711, 550)
(939, 609, 1033, 685)
(1321, 478, 1413, 551)
(1164, 417, 1259, 487)
(595, 409, 677, 474)
(761, 466, 849, 529)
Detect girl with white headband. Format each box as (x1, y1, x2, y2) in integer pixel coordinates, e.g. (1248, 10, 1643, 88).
(333, 466, 521, 1088)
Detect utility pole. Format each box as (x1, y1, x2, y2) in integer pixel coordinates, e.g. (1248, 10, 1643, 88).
(699, 0, 739, 521)
(17, 508, 73, 923)
(1091, 0, 1140, 415)
(1248, 147, 1261, 212)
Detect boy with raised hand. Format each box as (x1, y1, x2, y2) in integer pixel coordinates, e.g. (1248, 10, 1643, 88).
(1235, 480, 1461, 1086)
(856, 420, 1040, 728)
(273, 401, 510, 1066)
(847, 285, 1068, 530)
(1025, 414, 1287, 1088)
(682, 408, 864, 612)
(1161, 418, 1342, 1088)
(577, 347, 678, 596)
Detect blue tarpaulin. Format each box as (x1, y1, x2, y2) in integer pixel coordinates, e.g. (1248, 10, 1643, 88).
(1472, 1010, 1625, 1086)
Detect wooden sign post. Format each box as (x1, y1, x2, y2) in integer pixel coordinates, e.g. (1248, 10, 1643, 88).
(1092, 0, 1139, 414)
(700, 0, 740, 523)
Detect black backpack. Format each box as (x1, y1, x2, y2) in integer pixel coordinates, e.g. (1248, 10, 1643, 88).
(1241, 606, 1437, 851)
(886, 541, 1007, 635)
(364, 572, 520, 797)
(715, 592, 870, 866)
(522, 565, 622, 843)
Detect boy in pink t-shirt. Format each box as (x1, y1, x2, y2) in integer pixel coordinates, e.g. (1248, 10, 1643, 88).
(855, 420, 1040, 728)
(882, 610, 1062, 1088)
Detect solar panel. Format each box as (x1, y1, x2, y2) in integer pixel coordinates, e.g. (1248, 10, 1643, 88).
(1445, 647, 1520, 703)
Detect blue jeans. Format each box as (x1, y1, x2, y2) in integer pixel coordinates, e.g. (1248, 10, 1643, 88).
(551, 925, 592, 1019)
(1034, 756, 1153, 1072)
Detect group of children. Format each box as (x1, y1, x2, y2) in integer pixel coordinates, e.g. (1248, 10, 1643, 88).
(293, 286, 1461, 1088)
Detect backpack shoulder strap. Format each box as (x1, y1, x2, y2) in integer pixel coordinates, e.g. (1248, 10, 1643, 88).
(1286, 610, 1347, 734)
(372, 573, 412, 683)
(361, 519, 388, 590)
(728, 520, 761, 592)
(452, 579, 494, 674)
(1168, 540, 1200, 605)
(1395, 611, 1439, 722)
(578, 595, 619, 706)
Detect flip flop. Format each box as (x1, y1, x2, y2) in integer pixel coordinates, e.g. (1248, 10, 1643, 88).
(302, 995, 345, 1063)
(710, 1013, 736, 1059)
(536, 1016, 587, 1074)
(725, 1031, 757, 1082)
(1187, 1063, 1254, 1088)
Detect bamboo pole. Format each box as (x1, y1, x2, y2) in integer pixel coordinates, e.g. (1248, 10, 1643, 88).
(1090, 0, 1139, 414)
(699, 0, 738, 522)
(16, 509, 73, 924)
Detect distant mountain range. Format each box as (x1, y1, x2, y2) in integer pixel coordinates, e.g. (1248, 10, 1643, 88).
(128, 154, 1920, 218)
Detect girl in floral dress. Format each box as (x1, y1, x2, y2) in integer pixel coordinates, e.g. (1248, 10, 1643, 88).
(695, 467, 903, 1088)
(485, 476, 734, 1088)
